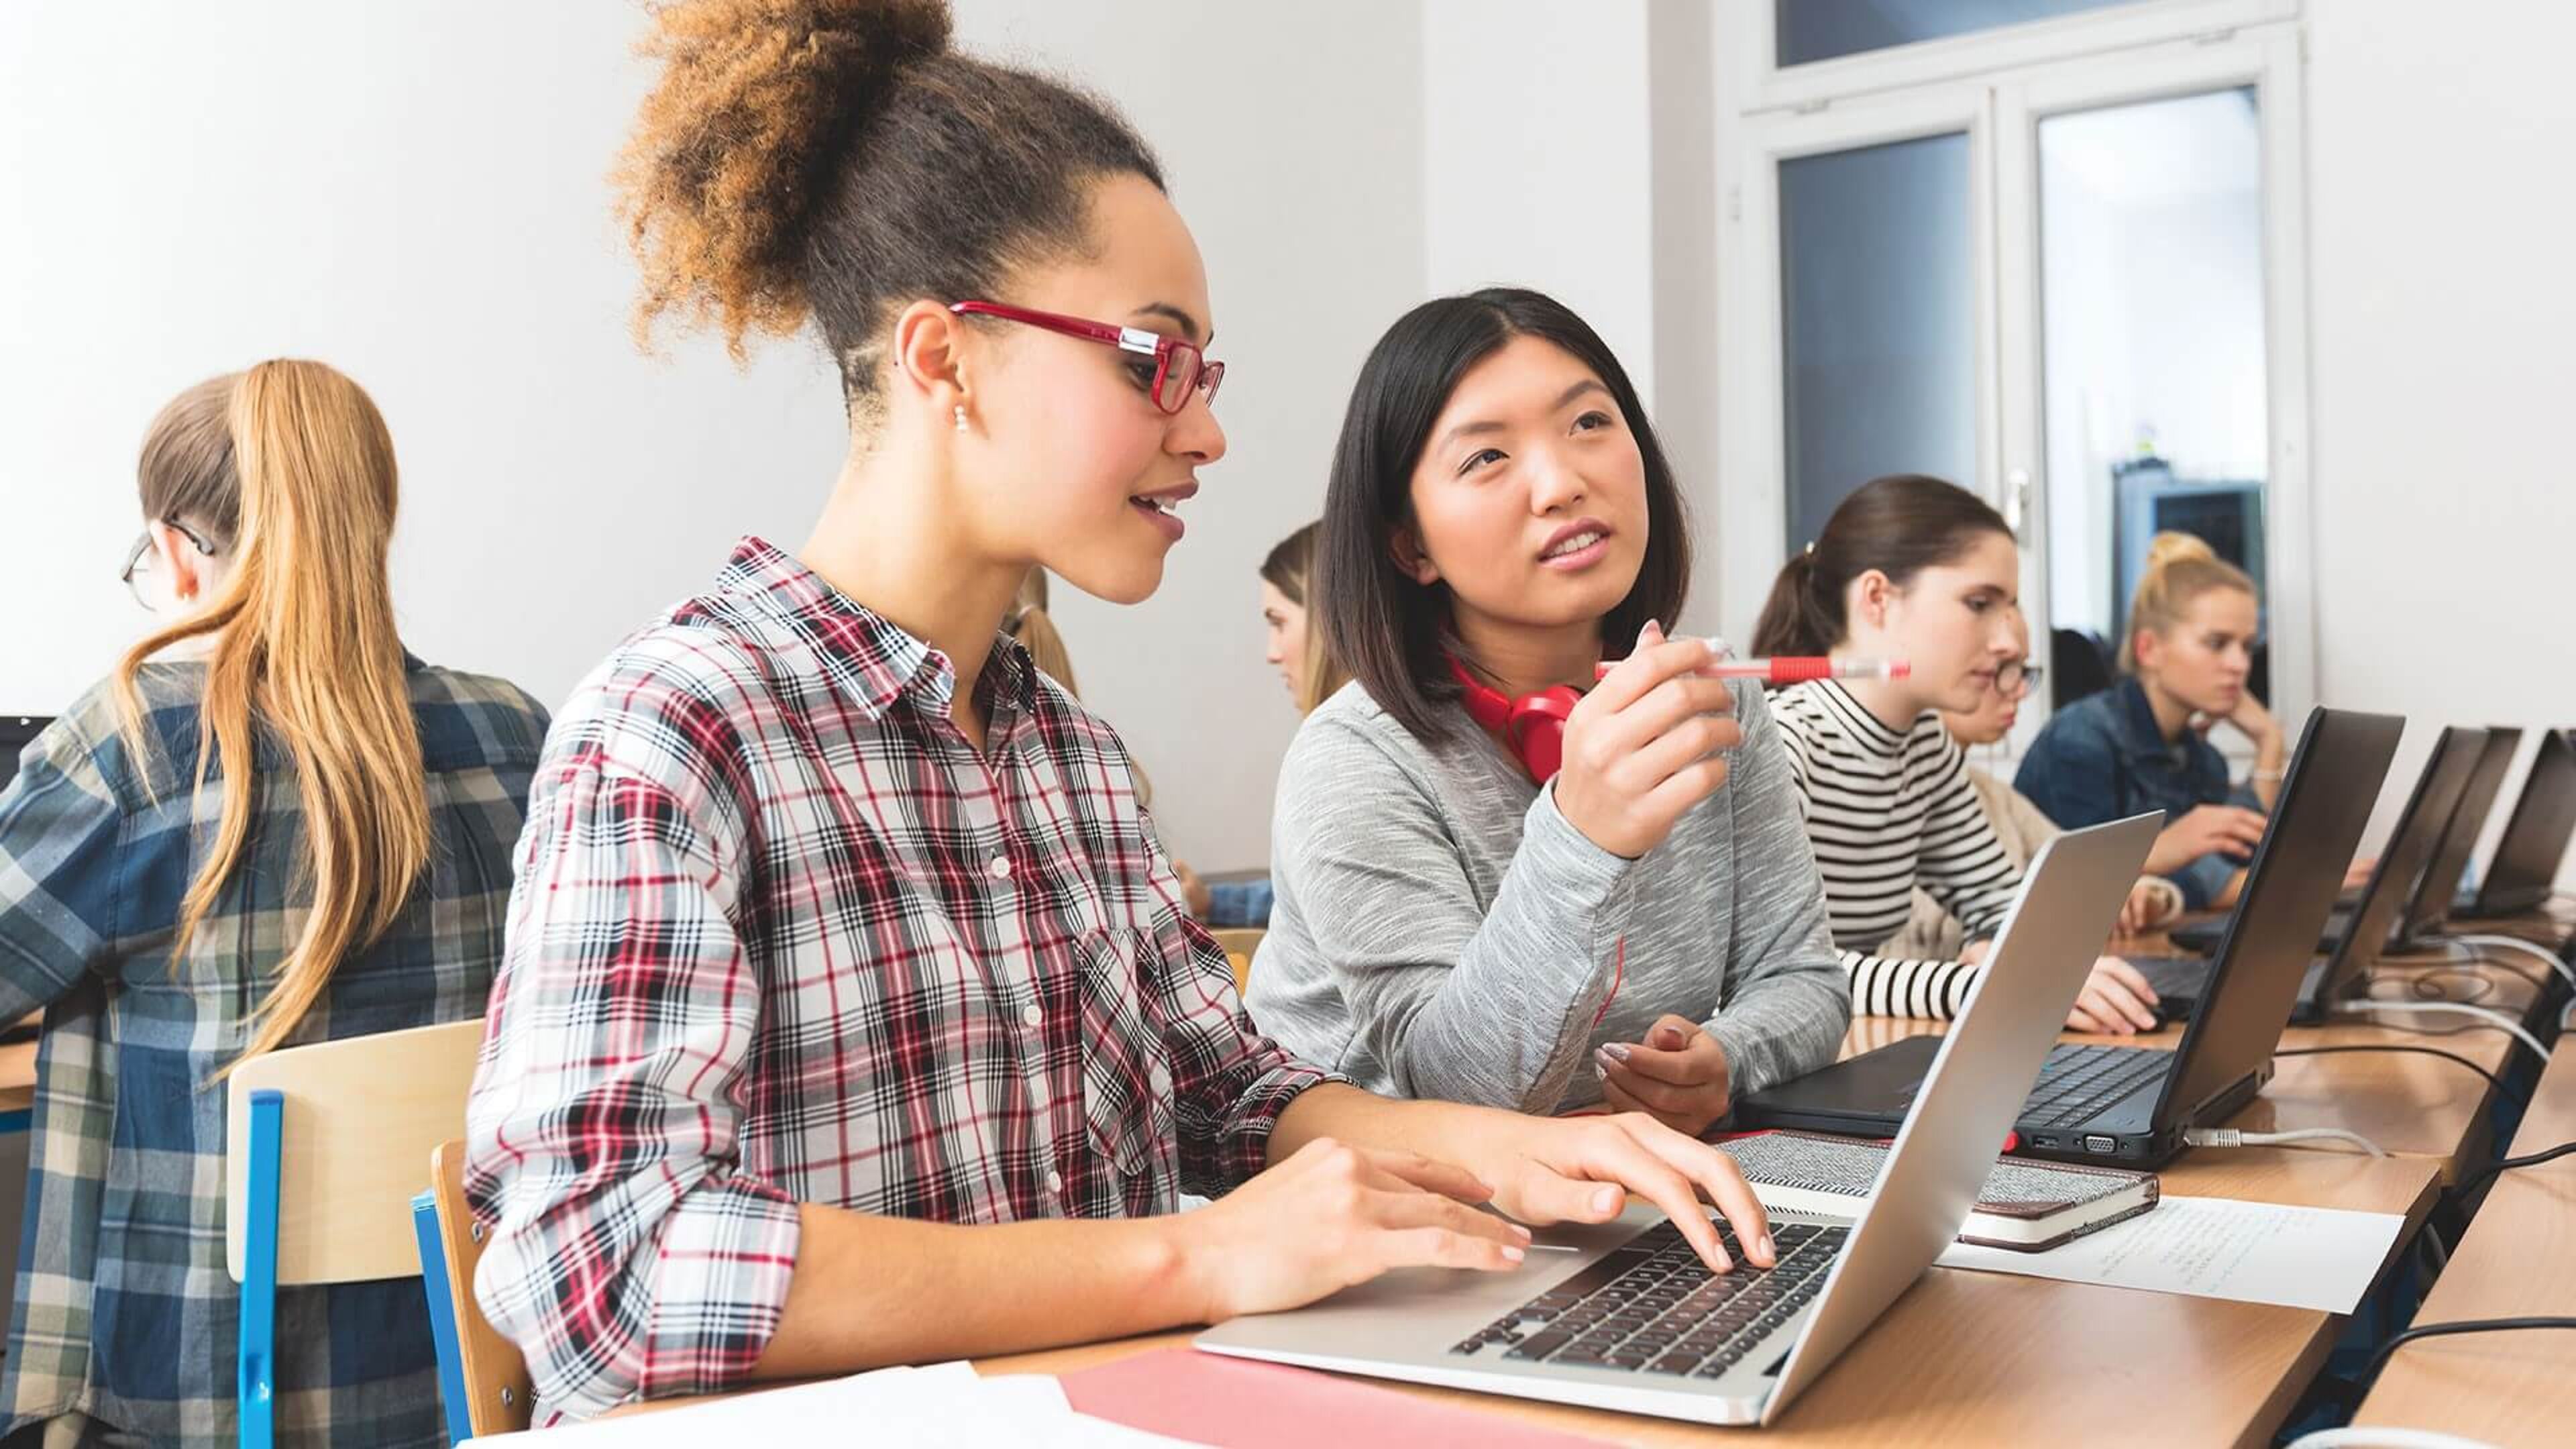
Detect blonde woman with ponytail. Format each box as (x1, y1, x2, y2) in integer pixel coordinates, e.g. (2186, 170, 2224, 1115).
(0, 362, 548, 1446)
(2017, 531, 2286, 912)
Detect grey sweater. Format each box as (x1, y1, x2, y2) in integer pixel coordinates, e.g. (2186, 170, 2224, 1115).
(1247, 679, 1851, 1114)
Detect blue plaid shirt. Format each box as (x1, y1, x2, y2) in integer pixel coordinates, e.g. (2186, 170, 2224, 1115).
(0, 657, 547, 1446)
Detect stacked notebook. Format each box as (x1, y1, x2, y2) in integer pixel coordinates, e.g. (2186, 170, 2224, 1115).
(1725, 1130, 2159, 1252)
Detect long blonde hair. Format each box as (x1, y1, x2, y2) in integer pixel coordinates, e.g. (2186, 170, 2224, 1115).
(2121, 531, 2257, 674)
(114, 361, 432, 1075)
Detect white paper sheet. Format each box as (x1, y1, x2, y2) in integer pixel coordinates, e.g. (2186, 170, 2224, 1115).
(476, 1360, 1204, 1447)
(1933, 1194, 2406, 1313)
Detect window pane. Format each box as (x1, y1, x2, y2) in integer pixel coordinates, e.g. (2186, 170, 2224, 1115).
(1778, 0, 2149, 68)
(1780, 132, 1978, 555)
(2039, 87, 2269, 701)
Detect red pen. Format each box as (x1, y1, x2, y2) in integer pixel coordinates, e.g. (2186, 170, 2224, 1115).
(1593, 655, 1911, 684)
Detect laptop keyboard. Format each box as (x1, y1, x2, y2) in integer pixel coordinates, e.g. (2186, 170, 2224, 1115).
(2132, 955, 2214, 1000)
(1448, 1220, 1849, 1379)
(2019, 1043, 2170, 1130)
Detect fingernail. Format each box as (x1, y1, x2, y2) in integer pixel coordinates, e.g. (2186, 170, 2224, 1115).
(1598, 1042, 1633, 1064)
(1503, 1245, 1525, 1263)
(1511, 1222, 1533, 1241)
(1757, 1234, 1776, 1262)
(1595, 1187, 1622, 1214)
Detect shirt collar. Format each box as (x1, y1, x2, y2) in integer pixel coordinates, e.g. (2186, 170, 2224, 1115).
(1811, 677, 1914, 755)
(713, 536, 958, 720)
(2112, 676, 2174, 757)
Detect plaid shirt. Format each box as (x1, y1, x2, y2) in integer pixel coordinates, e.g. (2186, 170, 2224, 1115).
(0, 656, 547, 1447)
(465, 537, 1330, 1424)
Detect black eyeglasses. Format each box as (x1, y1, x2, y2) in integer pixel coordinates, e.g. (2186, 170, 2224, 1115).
(1996, 660, 2045, 699)
(121, 519, 219, 610)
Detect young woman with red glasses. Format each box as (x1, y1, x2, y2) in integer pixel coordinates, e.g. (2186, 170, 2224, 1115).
(464, 0, 1773, 1424)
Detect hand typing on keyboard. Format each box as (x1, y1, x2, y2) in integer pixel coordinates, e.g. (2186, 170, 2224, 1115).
(1450, 1221, 1851, 1379)
(1174, 1088, 1776, 1324)
(2068, 957, 2160, 1034)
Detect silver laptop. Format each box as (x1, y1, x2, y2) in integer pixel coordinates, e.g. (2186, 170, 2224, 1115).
(1196, 812, 2160, 1428)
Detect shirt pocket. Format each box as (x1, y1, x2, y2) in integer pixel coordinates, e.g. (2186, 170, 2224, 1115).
(1073, 928, 1177, 1188)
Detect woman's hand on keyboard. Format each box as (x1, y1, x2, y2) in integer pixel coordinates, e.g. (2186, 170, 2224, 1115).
(1178, 1138, 1533, 1321)
(1445, 1109, 1776, 1277)
(2068, 956, 2160, 1034)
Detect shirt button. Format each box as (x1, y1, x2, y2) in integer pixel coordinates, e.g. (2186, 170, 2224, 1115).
(988, 855, 1012, 880)
(1046, 1169, 1064, 1195)
(1021, 1003, 1042, 1028)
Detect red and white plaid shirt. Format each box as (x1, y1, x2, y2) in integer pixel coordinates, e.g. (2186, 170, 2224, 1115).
(466, 538, 1331, 1422)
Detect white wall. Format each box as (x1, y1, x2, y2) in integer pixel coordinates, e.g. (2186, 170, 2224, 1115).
(0, 2, 837, 718)
(0, 1, 1429, 873)
(1420, 1, 1656, 401)
(1418, 0, 1735, 635)
(2305, 0, 2576, 885)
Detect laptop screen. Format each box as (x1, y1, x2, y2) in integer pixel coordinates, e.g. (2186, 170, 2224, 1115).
(0, 715, 52, 793)
(2485, 729, 2576, 901)
(2401, 727, 2523, 941)
(2150, 707, 2404, 1127)
(2322, 726, 2489, 991)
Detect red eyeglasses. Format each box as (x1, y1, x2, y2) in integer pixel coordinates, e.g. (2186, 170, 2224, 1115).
(949, 300, 1224, 414)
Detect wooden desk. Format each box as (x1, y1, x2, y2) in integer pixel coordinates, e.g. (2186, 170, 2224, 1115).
(0, 1009, 39, 1113)
(2351, 1049, 2576, 1448)
(969, 1151, 2436, 1448)
(0, 1038, 31, 1114)
(2237, 943, 2547, 1183)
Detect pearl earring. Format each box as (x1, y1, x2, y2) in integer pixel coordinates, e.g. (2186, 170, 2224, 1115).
(954, 404, 969, 434)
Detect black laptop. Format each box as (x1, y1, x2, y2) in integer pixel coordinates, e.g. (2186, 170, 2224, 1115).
(2133, 710, 2412, 1026)
(0, 715, 51, 792)
(2387, 727, 2524, 946)
(2170, 724, 2489, 959)
(2454, 728, 2576, 920)
(1738, 710, 2405, 1169)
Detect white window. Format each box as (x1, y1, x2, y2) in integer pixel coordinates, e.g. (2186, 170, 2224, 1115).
(1716, 0, 2313, 754)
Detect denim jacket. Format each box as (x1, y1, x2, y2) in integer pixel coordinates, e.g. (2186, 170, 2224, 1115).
(2015, 678, 2259, 909)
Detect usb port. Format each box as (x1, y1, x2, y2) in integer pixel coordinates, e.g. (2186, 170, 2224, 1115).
(2083, 1135, 2117, 1154)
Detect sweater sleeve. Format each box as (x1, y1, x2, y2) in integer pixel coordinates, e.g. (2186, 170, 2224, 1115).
(1839, 949, 1982, 1020)
(1262, 716, 1636, 1112)
(1699, 684, 1851, 1095)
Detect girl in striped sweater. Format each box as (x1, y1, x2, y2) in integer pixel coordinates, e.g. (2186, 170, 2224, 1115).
(1751, 474, 2159, 1034)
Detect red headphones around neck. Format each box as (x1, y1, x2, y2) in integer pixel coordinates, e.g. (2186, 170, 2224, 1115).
(1448, 656, 1580, 783)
